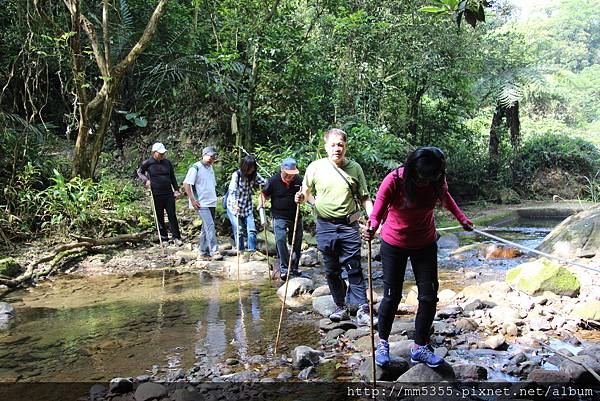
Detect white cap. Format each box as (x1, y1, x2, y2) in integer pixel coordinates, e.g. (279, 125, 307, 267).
(151, 142, 167, 154)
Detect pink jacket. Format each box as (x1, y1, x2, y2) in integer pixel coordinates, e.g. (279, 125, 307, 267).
(369, 167, 469, 249)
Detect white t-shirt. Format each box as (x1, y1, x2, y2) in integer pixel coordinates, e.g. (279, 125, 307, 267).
(183, 161, 217, 208)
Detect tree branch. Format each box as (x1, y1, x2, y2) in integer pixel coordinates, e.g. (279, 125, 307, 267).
(113, 0, 170, 81)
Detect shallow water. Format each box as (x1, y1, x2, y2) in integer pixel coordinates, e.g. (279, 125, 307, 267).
(1, 216, 587, 383)
(0, 272, 318, 382)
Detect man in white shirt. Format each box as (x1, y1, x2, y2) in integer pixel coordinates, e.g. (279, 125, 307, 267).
(183, 146, 223, 261)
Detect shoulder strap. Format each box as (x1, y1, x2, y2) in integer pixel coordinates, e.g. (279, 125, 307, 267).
(329, 160, 360, 210)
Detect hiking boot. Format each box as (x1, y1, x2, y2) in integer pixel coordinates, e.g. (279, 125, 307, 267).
(354, 303, 374, 327)
(280, 268, 288, 282)
(410, 343, 444, 368)
(375, 339, 390, 366)
(290, 270, 308, 278)
(211, 252, 223, 261)
(329, 305, 349, 322)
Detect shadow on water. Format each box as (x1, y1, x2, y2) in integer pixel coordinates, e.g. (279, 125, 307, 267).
(0, 271, 318, 382)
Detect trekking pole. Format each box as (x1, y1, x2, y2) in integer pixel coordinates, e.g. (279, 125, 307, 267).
(274, 202, 300, 355)
(148, 184, 165, 256)
(366, 220, 377, 388)
(236, 211, 241, 283)
(259, 207, 272, 283)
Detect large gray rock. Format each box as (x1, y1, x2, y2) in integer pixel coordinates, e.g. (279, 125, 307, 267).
(358, 357, 409, 382)
(312, 296, 337, 317)
(172, 388, 202, 401)
(312, 285, 330, 297)
(537, 204, 600, 258)
(396, 363, 455, 382)
(109, 377, 133, 394)
(292, 346, 324, 369)
(0, 302, 15, 317)
(134, 382, 167, 401)
(299, 248, 319, 266)
(506, 258, 580, 297)
(559, 355, 600, 384)
(452, 364, 488, 380)
(527, 369, 571, 382)
(277, 277, 314, 299)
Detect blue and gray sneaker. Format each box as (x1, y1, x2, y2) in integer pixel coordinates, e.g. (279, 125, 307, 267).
(410, 344, 443, 368)
(375, 339, 390, 366)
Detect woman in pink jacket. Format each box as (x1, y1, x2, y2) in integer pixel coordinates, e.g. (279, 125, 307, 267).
(363, 147, 473, 368)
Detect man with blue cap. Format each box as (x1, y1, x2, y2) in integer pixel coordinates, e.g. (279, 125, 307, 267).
(260, 157, 305, 281)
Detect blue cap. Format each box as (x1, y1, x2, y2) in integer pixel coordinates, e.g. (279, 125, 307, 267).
(281, 157, 299, 174)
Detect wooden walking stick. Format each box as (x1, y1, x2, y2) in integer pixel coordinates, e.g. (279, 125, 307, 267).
(148, 185, 165, 256)
(236, 211, 241, 283)
(274, 202, 301, 355)
(259, 207, 272, 283)
(366, 220, 377, 388)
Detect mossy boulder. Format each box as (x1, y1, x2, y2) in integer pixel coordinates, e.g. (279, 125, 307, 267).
(0, 258, 22, 278)
(537, 204, 600, 258)
(506, 258, 580, 297)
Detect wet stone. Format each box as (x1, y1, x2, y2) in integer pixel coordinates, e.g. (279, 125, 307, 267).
(276, 370, 293, 381)
(319, 318, 357, 331)
(452, 364, 488, 381)
(358, 356, 409, 382)
(134, 382, 168, 401)
(437, 306, 462, 319)
(292, 346, 323, 369)
(109, 377, 133, 394)
(325, 328, 345, 340)
(225, 358, 239, 366)
(396, 362, 456, 382)
(297, 366, 316, 380)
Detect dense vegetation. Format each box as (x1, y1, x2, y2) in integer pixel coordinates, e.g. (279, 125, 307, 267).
(1, 0, 599, 240)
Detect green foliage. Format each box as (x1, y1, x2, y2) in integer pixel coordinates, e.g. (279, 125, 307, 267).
(37, 170, 151, 236)
(516, 133, 600, 183)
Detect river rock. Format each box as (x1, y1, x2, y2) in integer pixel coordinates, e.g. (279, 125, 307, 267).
(483, 334, 506, 350)
(404, 286, 419, 306)
(578, 345, 600, 363)
(312, 285, 330, 297)
(172, 388, 202, 401)
(134, 382, 167, 401)
(326, 328, 345, 340)
(462, 299, 487, 313)
(437, 289, 457, 303)
(390, 321, 416, 339)
(312, 296, 337, 317)
(346, 327, 370, 340)
(559, 355, 600, 384)
(454, 318, 478, 332)
(437, 234, 460, 249)
(527, 369, 571, 382)
(569, 300, 600, 320)
(0, 302, 15, 317)
(277, 370, 293, 381)
(396, 363, 455, 382)
(227, 370, 260, 382)
(89, 384, 107, 401)
(452, 364, 488, 380)
(437, 306, 462, 319)
(537, 204, 600, 258)
(292, 346, 323, 369)
(389, 340, 415, 359)
(506, 258, 580, 297)
(277, 278, 314, 299)
(358, 357, 409, 382)
(109, 377, 133, 394)
(319, 318, 356, 331)
(297, 365, 316, 380)
(299, 248, 319, 266)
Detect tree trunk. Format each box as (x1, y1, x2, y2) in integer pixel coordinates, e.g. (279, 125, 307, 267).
(407, 81, 427, 140)
(65, 0, 170, 178)
(245, 45, 259, 151)
(506, 100, 520, 152)
(488, 103, 505, 178)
